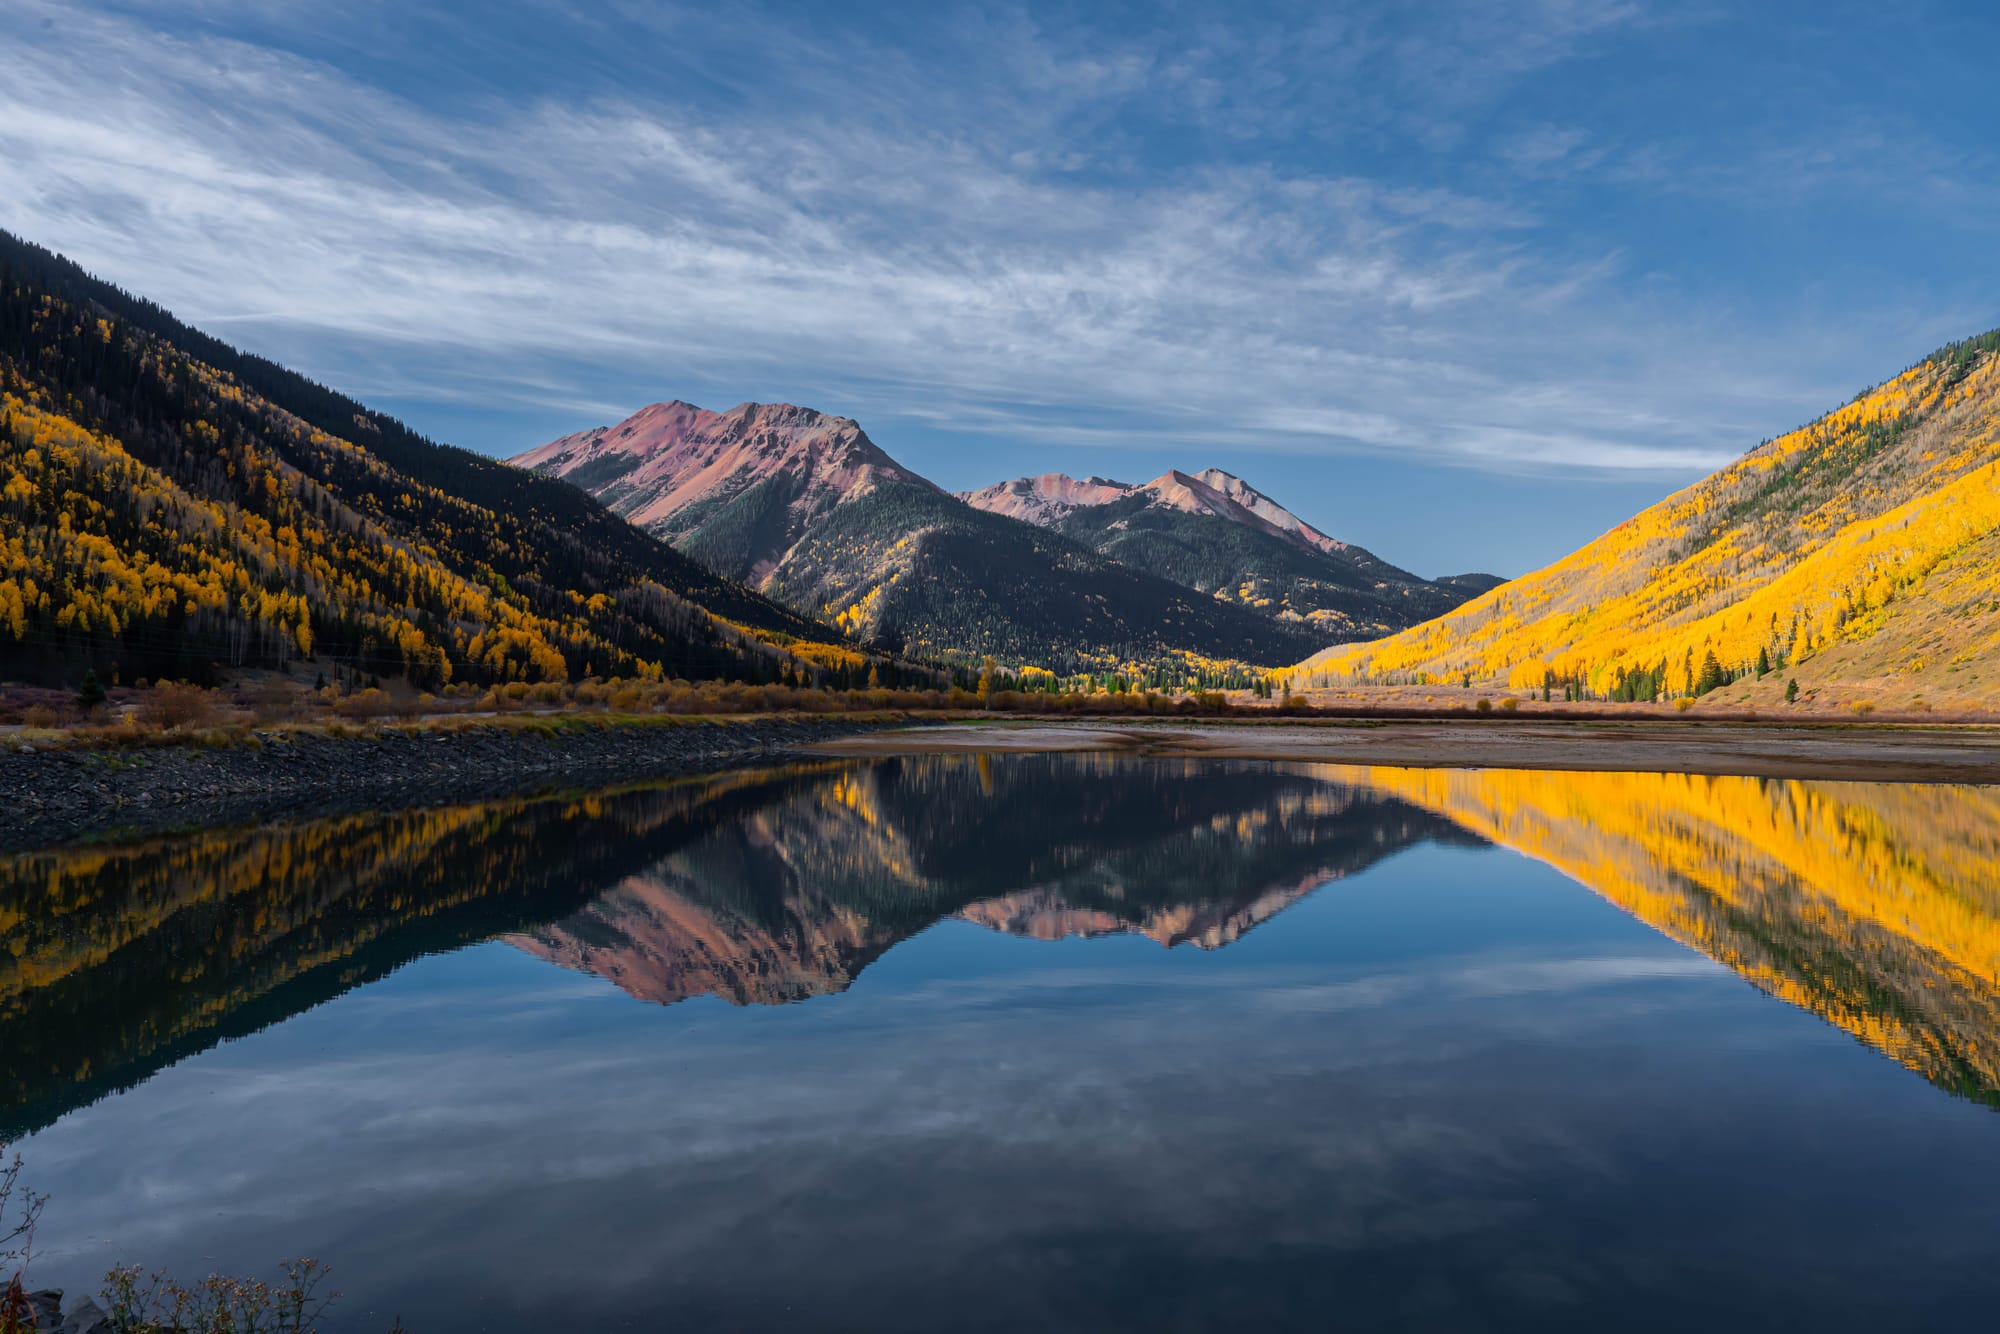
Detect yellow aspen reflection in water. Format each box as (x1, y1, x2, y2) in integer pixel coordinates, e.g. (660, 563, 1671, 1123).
(1318, 765, 2000, 1101)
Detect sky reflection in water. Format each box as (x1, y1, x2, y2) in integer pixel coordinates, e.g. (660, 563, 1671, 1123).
(6, 754, 2000, 1332)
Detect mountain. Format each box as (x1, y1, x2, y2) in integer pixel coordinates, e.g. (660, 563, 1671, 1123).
(512, 402, 1328, 669)
(0, 232, 856, 688)
(961, 467, 1493, 639)
(1434, 572, 1508, 597)
(1299, 329, 2000, 707)
(952, 472, 1134, 527)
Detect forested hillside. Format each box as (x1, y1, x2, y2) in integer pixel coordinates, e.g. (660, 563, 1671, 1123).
(1300, 330, 2000, 707)
(0, 232, 864, 689)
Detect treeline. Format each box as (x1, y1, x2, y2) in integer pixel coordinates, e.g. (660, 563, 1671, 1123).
(1348, 635, 1799, 705)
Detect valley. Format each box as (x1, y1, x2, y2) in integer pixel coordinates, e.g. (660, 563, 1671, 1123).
(6, 224, 2000, 718)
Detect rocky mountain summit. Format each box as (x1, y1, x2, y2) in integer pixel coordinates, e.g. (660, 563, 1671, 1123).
(516, 401, 1497, 663)
(962, 467, 1493, 638)
(513, 401, 1331, 667)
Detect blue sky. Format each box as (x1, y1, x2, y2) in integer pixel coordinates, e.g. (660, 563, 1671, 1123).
(1, 1, 1995, 575)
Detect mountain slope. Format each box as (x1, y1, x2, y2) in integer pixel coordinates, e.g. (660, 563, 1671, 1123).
(513, 403, 1328, 668)
(962, 467, 1488, 638)
(1300, 330, 2000, 705)
(0, 232, 852, 688)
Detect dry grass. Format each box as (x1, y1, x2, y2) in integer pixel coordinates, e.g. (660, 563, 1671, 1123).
(11, 669, 2000, 755)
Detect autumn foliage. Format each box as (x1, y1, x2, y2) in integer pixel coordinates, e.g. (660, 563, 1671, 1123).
(0, 232, 873, 691)
(1299, 331, 2000, 703)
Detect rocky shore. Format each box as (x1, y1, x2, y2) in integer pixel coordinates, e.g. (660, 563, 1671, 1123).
(19, 1287, 106, 1332)
(0, 715, 895, 851)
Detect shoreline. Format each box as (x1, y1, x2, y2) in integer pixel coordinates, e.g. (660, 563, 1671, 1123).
(805, 717, 2000, 783)
(10, 710, 2000, 851)
(0, 714, 900, 852)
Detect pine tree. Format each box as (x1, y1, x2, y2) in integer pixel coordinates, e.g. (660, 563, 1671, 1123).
(1695, 649, 1727, 696)
(76, 668, 106, 713)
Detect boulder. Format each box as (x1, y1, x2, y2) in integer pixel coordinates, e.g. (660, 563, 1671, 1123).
(24, 1289, 61, 1330)
(61, 1296, 112, 1333)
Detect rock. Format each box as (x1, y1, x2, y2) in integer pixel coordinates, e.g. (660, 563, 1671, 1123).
(25, 1288, 61, 1330)
(61, 1296, 111, 1334)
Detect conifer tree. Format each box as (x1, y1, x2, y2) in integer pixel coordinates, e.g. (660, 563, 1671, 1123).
(75, 668, 105, 714)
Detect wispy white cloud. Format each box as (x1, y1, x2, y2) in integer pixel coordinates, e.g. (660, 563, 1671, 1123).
(0, 0, 1984, 496)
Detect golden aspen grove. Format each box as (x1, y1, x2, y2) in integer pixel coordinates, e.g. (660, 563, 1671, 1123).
(0, 232, 881, 692)
(1295, 331, 2000, 709)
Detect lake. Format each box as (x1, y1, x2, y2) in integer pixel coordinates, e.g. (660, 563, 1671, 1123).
(5, 751, 2000, 1331)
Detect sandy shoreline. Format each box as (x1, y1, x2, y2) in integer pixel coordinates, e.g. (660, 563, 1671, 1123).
(805, 718, 2000, 783)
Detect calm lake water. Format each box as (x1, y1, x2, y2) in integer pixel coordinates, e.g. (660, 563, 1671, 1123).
(6, 753, 2000, 1331)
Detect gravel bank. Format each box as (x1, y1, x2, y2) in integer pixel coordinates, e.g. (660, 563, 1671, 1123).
(808, 718, 2000, 782)
(0, 715, 895, 851)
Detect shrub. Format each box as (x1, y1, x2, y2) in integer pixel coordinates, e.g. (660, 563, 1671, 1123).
(20, 705, 58, 729)
(137, 683, 226, 731)
(334, 689, 395, 721)
(104, 1259, 338, 1334)
(1475, 698, 1493, 714)
(1498, 698, 1520, 712)
(249, 677, 304, 724)
(2, 1145, 45, 1301)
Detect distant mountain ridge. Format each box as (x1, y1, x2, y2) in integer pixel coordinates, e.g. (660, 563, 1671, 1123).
(512, 400, 1334, 668)
(516, 403, 1491, 664)
(961, 467, 1492, 638)
(960, 467, 1350, 553)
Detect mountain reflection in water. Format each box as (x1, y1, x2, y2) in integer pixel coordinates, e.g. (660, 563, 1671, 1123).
(5, 753, 2000, 1144)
